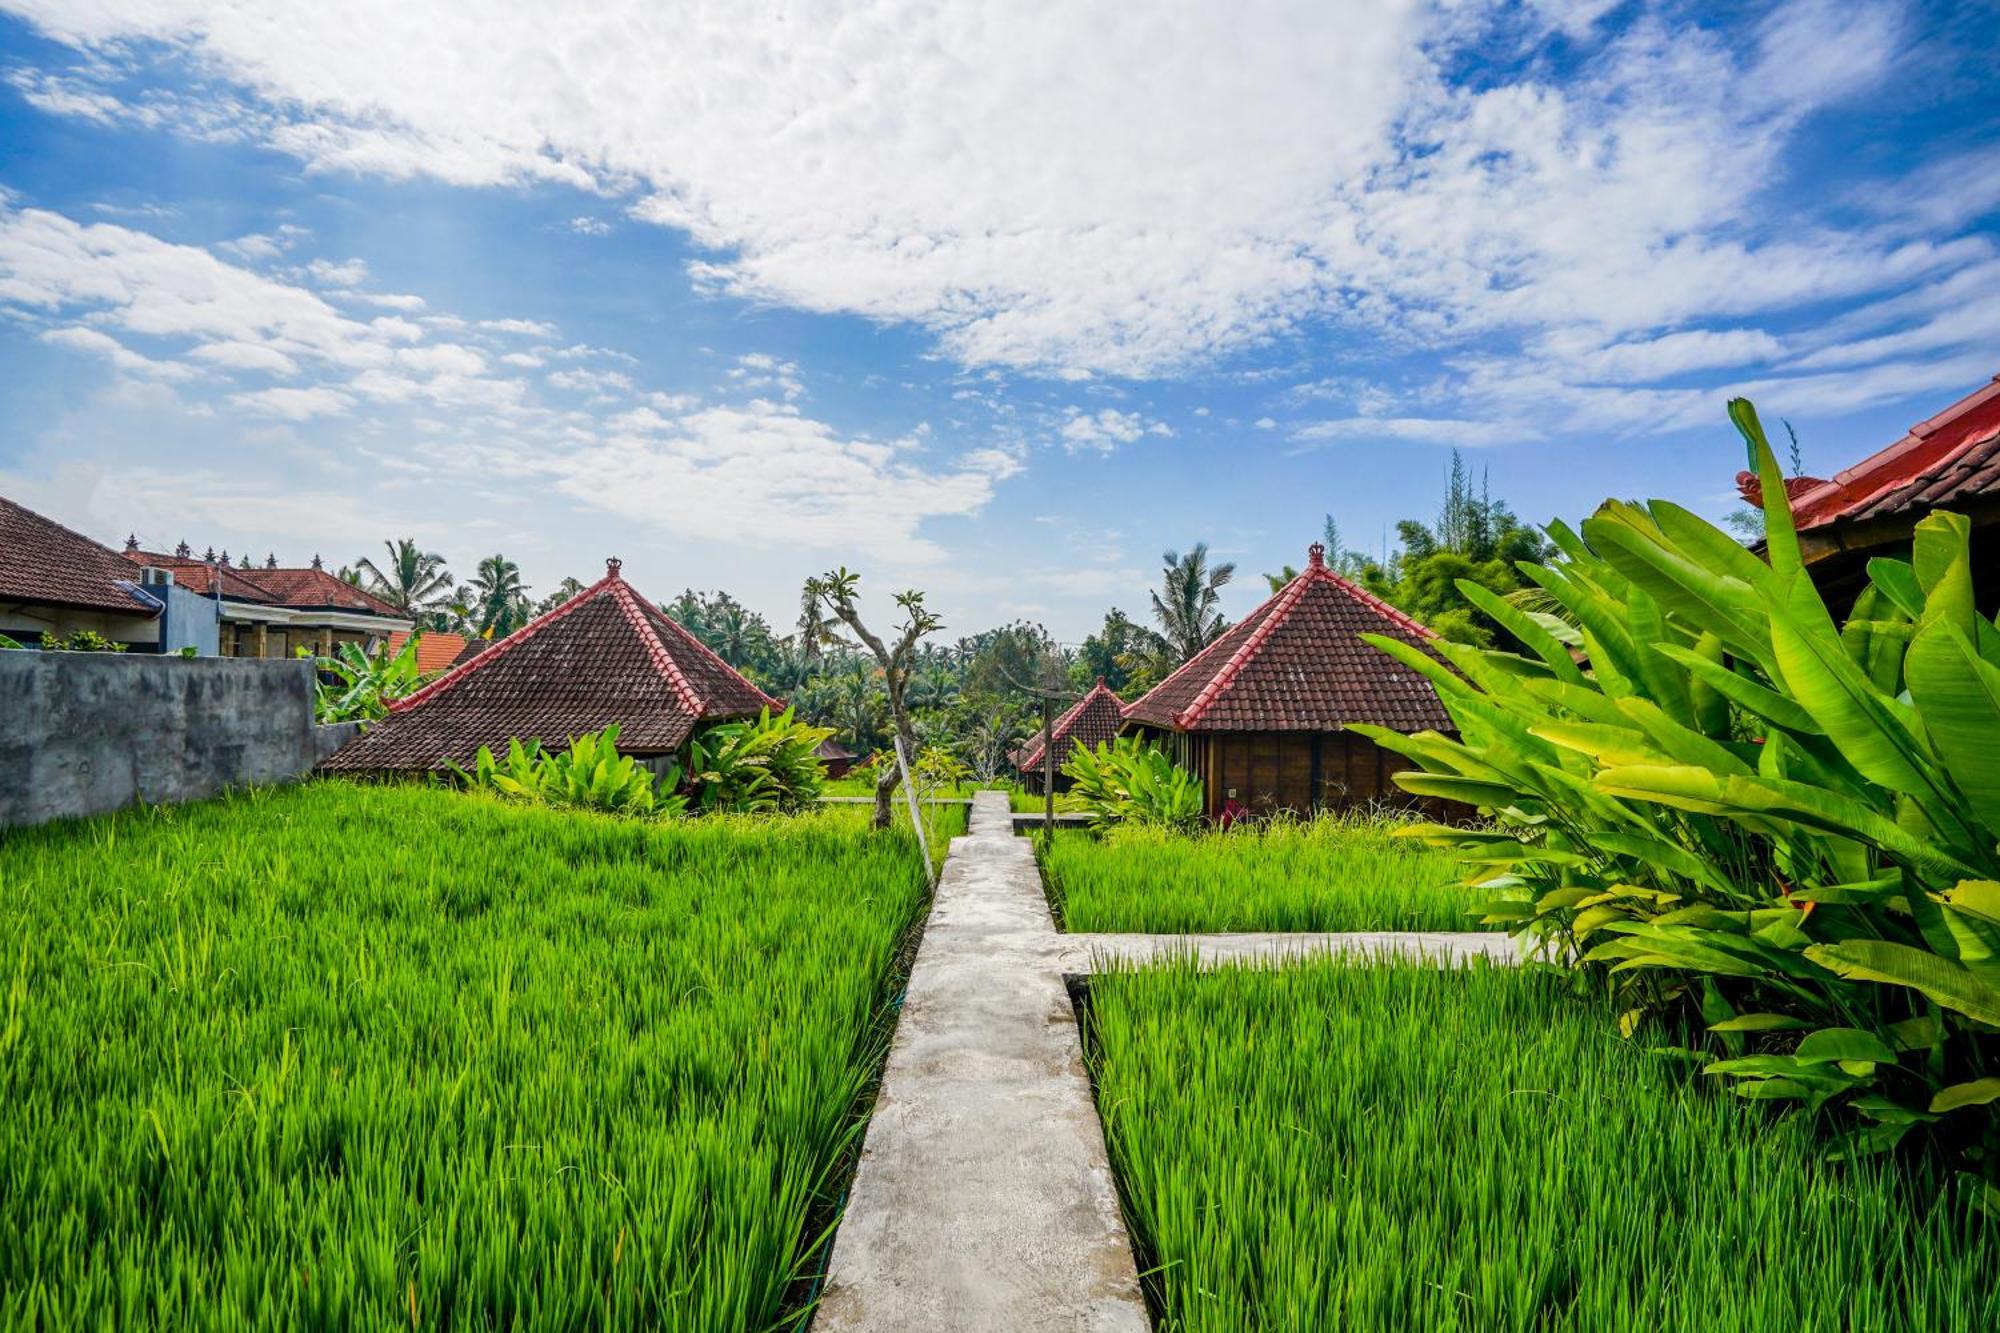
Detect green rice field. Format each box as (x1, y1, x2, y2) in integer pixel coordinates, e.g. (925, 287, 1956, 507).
(1086, 960, 2000, 1332)
(0, 782, 959, 1330)
(1043, 814, 1482, 932)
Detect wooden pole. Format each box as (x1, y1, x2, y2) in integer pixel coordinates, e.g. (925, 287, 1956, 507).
(1042, 693, 1055, 838)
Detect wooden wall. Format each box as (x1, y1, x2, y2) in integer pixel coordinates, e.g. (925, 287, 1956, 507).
(1166, 729, 1421, 817)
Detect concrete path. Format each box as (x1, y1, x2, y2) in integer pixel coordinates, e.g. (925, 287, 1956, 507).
(815, 791, 1517, 1332)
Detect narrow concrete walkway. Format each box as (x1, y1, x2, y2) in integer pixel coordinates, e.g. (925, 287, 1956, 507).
(816, 792, 1150, 1332)
(816, 791, 1519, 1331)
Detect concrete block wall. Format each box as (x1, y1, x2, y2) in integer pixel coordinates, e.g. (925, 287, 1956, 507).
(0, 653, 341, 828)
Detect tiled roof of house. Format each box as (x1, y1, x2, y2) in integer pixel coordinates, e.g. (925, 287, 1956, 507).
(386, 630, 472, 675)
(1121, 543, 1450, 734)
(126, 551, 279, 602)
(1, 495, 160, 617)
(1017, 677, 1125, 773)
(1739, 373, 2000, 532)
(815, 738, 858, 761)
(321, 559, 781, 772)
(250, 566, 405, 617)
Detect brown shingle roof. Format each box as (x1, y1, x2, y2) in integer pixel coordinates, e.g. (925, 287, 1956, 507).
(1, 495, 159, 617)
(125, 551, 278, 602)
(1017, 677, 1125, 773)
(321, 559, 780, 772)
(250, 567, 405, 617)
(1121, 544, 1450, 734)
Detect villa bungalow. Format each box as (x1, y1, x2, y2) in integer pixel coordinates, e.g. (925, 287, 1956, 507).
(321, 558, 779, 775)
(123, 544, 410, 659)
(1017, 676, 1125, 794)
(814, 738, 860, 779)
(1, 495, 172, 649)
(1120, 542, 1451, 817)
(1736, 372, 2000, 615)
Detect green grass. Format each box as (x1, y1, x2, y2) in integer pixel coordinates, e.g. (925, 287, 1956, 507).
(1008, 788, 1081, 813)
(1043, 813, 1484, 933)
(0, 782, 946, 1330)
(819, 776, 1006, 802)
(1086, 960, 2000, 1332)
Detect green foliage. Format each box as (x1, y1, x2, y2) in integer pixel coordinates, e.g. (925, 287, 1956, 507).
(0, 782, 937, 1329)
(1061, 737, 1204, 830)
(455, 723, 680, 818)
(1089, 960, 2000, 1332)
(0, 633, 22, 649)
(37, 629, 127, 652)
(683, 707, 831, 814)
(1362, 398, 2000, 1173)
(1043, 809, 1481, 932)
(309, 634, 422, 724)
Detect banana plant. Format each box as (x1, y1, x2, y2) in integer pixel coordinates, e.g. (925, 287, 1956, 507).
(1358, 398, 2000, 1181)
(682, 706, 834, 813)
(309, 634, 422, 724)
(449, 723, 682, 818)
(1064, 737, 1204, 830)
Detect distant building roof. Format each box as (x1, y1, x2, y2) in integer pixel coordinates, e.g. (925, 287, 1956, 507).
(0, 495, 160, 617)
(124, 549, 404, 617)
(322, 558, 781, 772)
(1017, 677, 1125, 773)
(387, 630, 472, 675)
(815, 738, 858, 761)
(126, 551, 279, 602)
(1738, 373, 2000, 534)
(1122, 543, 1450, 734)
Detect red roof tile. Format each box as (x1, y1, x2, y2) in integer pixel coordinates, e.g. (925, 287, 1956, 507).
(386, 630, 471, 675)
(321, 559, 780, 772)
(1018, 677, 1126, 773)
(1, 495, 160, 617)
(1766, 373, 2000, 532)
(1121, 544, 1450, 734)
(125, 551, 278, 602)
(251, 566, 405, 617)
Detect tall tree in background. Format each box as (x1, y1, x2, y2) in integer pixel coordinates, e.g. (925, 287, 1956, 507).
(355, 538, 454, 617)
(1147, 544, 1235, 665)
(804, 569, 943, 829)
(535, 577, 586, 615)
(470, 554, 531, 639)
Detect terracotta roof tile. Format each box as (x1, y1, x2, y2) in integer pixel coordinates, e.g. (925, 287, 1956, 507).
(1779, 373, 2000, 530)
(125, 551, 278, 602)
(321, 560, 780, 772)
(1, 495, 160, 617)
(1121, 544, 1449, 734)
(386, 630, 472, 675)
(1018, 677, 1125, 773)
(250, 567, 405, 616)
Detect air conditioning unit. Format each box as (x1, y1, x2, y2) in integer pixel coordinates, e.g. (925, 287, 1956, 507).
(138, 566, 176, 587)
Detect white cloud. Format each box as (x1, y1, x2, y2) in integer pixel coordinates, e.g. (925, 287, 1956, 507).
(480, 317, 557, 337)
(567, 216, 610, 236)
(305, 256, 369, 286)
(39, 324, 198, 380)
(230, 385, 352, 419)
(1291, 416, 1543, 448)
(1059, 407, 1172, 452)
(1254, 416, 1277, 430)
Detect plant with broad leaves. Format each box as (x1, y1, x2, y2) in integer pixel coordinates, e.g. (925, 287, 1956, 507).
(308, 635, 422, 725)
(683, 706, 832, 814)
(450, 723, 681, 817)
(1063, 737, 1204, 830)
(1359, 397, 2000, 1188)
(39, 630, 127, 653)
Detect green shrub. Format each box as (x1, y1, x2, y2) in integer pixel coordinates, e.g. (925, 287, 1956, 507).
(453, 723, 681, 817)
(309, 634, 422, 724)
(1061, 736, 1204, 829)
(1360, 398, 2000, 1181)
(683, 706, 831, 813)
(38, 629, 127, 652)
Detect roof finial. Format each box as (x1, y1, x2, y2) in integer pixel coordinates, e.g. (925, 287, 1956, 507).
(265, 553, 277, 569)
(203, 545, 216, 562)
(310, 553, 323, 570)
(1095, 675, 1106, 688)
(219, 548, 230, 567)
(1307, 541, 1326, 569)
(175, 540, 191, 558)
(124, 533, 138, 553)
(606, 556, 623, 579)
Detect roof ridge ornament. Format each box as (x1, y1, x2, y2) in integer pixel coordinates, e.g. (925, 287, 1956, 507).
(606, 556, 623, 579)
(1307, 541, 1326, 569)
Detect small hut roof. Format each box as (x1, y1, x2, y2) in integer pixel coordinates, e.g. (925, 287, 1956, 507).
(1017, 677, 1125, 773)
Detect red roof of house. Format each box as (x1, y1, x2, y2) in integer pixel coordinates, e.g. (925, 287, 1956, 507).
(126, 551, 279, 602)
(321, 559, 781, 772)
(386, 630, 472, 675)
(1, 495, 159, 617)
(124, 550, 403, 616)
(1017, 677, 1125, 773)
(1122, 544, 1450, 734)
(1744, 373, 2000, 532)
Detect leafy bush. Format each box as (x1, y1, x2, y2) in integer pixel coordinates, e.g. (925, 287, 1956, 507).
(453, 723, 682, 817)
(1062, 736, 1203, 829)
(38, 629, 127, 652)
(1358, 398, 2000, 1182)
(309, 635, 421, 724)
(683, 706, 831, 813)
(0, 633, 23, 650)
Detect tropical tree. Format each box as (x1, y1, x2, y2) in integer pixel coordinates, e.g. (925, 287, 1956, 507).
(1147, 543, 1235, 666)
(470, 554, 532, 638)
(535, 576, 586, 615)
(355, 538, 454, 616)
(804, 568, 943, 828)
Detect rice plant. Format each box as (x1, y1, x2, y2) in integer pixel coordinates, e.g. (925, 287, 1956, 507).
(1086, 960, 2000, 1332)
(1043, 811, 1482, 932)
(0, 782, 946, 1330)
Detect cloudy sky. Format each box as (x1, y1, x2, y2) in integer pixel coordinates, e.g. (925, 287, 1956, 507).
(1, 1, 1995, 639)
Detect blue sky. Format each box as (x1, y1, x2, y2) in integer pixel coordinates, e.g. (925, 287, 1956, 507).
(1, 1, 1995, 640)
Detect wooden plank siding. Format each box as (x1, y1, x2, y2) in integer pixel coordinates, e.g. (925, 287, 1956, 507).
(1136, 725, 1423, 817)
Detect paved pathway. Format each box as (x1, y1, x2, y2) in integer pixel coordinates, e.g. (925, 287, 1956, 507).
(815, 791, 1517, 1332)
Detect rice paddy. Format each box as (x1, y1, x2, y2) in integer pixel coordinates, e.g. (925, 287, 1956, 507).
(1086, 959, 2000, 1332)
(0, 782, 954, 1330)
(1043, 813, 1483, 932)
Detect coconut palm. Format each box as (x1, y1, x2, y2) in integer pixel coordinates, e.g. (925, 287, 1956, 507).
(355, 539, 454, 616)
(1148, 543, 1235, 664)
(471, 554, 531, 638)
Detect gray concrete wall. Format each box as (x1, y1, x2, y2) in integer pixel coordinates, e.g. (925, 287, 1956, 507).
(0, 652, 328, 828)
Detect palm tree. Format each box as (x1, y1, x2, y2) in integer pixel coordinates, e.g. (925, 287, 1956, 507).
(1149, 543, 1235, 664)
(471, 554, 530, 638)
(356, 539, 454, 617)
(535, 577, 586, 615)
